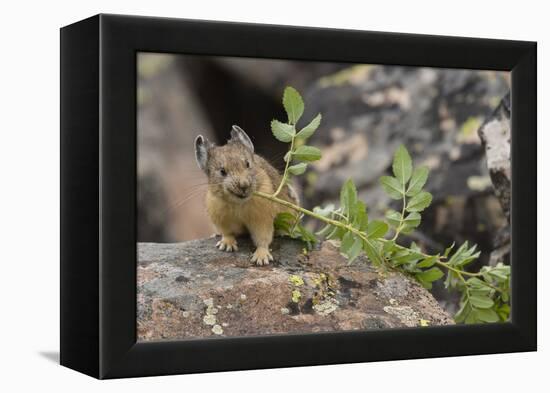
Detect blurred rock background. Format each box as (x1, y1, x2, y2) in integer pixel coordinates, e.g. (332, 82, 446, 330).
(137, 52, 510, 314)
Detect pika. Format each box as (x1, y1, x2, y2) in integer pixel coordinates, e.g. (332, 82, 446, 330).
(194, 125, 298, 265)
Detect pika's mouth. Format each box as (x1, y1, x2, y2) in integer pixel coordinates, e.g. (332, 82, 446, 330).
(228, 190, 251, 201)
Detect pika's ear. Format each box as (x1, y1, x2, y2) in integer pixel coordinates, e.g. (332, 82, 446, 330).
(194, 135, 211, 172)
(230, 125, 254, 152)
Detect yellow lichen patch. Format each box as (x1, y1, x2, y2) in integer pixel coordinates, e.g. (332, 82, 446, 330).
(291, 290, 302, 303)
(419, 319, 430, 327)
(289, 275, 304, 287)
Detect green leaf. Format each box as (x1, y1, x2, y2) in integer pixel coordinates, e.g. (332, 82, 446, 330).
(283, 86, 304, 125)
(274, 212, 296, 233)
(326, 226, 346, 240)
(469, 295, 494, 309)
(380, 176, 404, 200)
(288, 163, 307, 175)
(296, 114, 321, 140)
(284, 151, 292, 163)
(385, 209, 402, 227)
(382, 240, 397, 254)
(270, 120, 295, 143)
(406, 191, 433, 212)
(340, 179, 358, 219)
(393, 250, 423, 265)
(417, 267, 444, 283)
(497, 304, 510, 321)
(406, 166, 429, 196)
(392, 145, 413, 185)
(316, 223, 334, 237)
(402, 212, 421, 229)
(347, 237, 363, 264)
(363, 239, 384, 267)
(293, 145, 322, 162)
(454, 301, 470, 323)
(352, 200, 369, 231)
(417, 256, 437, 268)
(475, 308, 499, 323)
(366, 221, 388, 239)
(443, 242, 455, 258)
(297, 225, 317, 248)
(340, 232, 355, 254)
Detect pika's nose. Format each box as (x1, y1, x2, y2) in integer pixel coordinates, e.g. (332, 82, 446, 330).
(237, 181, 250, 193)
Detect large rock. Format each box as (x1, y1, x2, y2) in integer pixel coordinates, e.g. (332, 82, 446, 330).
(137, 237, 453, 341)
(478, 93, 511, 218)
(478, 94, 511, 266)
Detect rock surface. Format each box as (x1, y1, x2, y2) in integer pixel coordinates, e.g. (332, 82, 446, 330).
(137, 237, 454, 341)
(478, 94, 511, 266)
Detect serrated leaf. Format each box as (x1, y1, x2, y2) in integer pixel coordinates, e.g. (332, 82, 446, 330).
(283, 86, 304, 125)
(382, 240, 397, 254)
(296, 113, 321, 140)
(454, 301, 470, 323)
(402, 212, 421, 229)
(316, 223, 334, 237)
(274, 212, 296, 233)
(417, 256, 437, 268)
(352, 200, 369, 231)
(380, 176, 404, 200)
(406, 191, 433, 212)
(475, 308, 499, 323)
(340, 232, 355, 254)
(283, 151, 292, 163)
(465, 309, 478, 324)
(293, 145, 322, 162)
(297, 225, 317, 248)
(270, 120, 295, 142)
(416, 276, 432, 289)
(288, 163, 307, 175)
(406, 166, 429, 196)
(340, 179, 358, 219)
(366, 221, 388, 239)
(469, 295, 494, 309)
(347, 237, 363, 264)
(443, 242, 455, 258)
(385, 209, 402, 227)
(393, 250, 423, 265)
(327, 226, 346, 240)
(363, 239, 383, 267)
(417, 267, 444, 282)
(392, 145, 413, 185)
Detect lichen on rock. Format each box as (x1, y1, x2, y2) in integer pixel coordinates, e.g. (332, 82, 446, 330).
(137, 237, 454, 341)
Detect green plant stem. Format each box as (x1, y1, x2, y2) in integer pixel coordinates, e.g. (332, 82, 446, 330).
(253, 190, 498, 292)
(392, 193, 408, 241)
(273, 134, 295, 197)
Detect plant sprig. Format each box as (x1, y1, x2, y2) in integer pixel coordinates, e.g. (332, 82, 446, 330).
(256, 86, 510, 324)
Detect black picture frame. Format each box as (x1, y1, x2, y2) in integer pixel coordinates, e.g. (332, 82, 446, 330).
(60, 13, 537, 379)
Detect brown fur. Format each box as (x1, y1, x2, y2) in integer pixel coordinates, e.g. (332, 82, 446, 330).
(195, 127, 297, 265)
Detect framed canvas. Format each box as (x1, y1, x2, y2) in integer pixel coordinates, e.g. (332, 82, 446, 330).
(60, 14, 536, 379)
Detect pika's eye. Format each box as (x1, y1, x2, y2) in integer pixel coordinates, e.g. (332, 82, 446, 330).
(220, 168, 227, 177)
(245, 160, 250, 168)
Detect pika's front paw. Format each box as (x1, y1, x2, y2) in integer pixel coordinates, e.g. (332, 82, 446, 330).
(251, 247, 273, 266)
(216, 236, 238, 252)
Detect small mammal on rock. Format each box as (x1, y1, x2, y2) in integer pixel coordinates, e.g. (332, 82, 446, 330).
(194, 125, 298, 265)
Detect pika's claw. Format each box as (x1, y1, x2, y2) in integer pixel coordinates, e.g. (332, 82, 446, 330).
(251, 247, 273, 266)
(216, 236, 238, 252)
